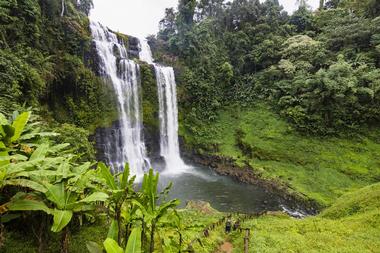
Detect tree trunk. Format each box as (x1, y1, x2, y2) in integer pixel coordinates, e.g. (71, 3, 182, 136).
(0, 223, 4, 248)
(149, 223, 155, 253)
(61, 0, 65, 17)
(38, 215, 47, 253)
(319, 0, 325, 10)
(141, 221, 146, 251)
(125, 223, 131, 244)
(61, 227, 69, 253)
(179, 232, 182, 253)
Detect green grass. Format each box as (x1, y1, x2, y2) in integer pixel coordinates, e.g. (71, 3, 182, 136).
(183, 103, 380, 206)
(230, 183, 380, 253)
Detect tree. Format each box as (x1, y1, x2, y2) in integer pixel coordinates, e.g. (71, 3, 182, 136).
(133, 170, 179, 253)
(76, 0, 94, 15)
(159, 8, 177, 41)
(177, 0, 197, 31)
(296, 0, 309, 8)
(320, 0, 325, 10)
(195, 0, 225, 21)
(96, 162, 136, 245)
(290, 5, 313, 32)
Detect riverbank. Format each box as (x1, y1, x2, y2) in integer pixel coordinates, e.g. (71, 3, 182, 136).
(180, 103, 380, 208)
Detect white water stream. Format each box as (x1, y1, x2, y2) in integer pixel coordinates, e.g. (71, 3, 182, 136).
(139, 39, 188, 173)
(90, 22, 150, 176)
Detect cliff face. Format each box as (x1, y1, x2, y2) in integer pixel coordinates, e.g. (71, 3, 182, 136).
(93, 61, 162, 163)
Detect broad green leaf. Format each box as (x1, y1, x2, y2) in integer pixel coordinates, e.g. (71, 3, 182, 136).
(2, 125, 15, 139)
(107, 219, 119, 240)
(8, 199, 52, 214)
(5, 179, 47, 193)
(86, 241, 104, 253)
(120, 163, 130, 189)
(80, 192, 109, 203)
(98, 162, 116, 190)
(0, 113, 8, 125)
(73, 162, 91, 174)
(157, 199, 180, 220)
(51, 209, 73, 232)
(30, 143, 49, 161)
(0, 168, 6, 181)
(0, 125, 5, 137)
(103, 238, 123, 253)
(0, 151, 10, 167)
(8, 154, 28, 161)
(57, 160, 71, 179)
(46, 183, 66, 208)
(0, 141, 5, 149)
(11, 112, 30, 142)
(48, 143, 70, 154)
(125, 228, 141, 253)
(0, 151, 11, 165)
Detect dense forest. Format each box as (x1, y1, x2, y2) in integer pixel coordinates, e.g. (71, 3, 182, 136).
(153, 0, 380, 135)
(1, 0, 380, 252)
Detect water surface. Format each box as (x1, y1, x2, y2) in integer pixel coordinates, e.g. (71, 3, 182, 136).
(155, 163, 288, 214)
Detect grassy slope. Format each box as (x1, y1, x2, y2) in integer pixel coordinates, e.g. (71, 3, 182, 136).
(183, 103, 380, 206)
(230, 183, 380, 253)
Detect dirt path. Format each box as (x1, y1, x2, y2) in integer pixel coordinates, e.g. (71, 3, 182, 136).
(216, 241, 233, 253)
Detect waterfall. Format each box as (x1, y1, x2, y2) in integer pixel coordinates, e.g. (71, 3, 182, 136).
(139, 39, 188, 173)
(90, 21, 150, 176)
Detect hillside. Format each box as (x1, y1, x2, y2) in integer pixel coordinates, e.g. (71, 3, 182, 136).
(230, 182, 380, 252)
(181, 103, 380, 206)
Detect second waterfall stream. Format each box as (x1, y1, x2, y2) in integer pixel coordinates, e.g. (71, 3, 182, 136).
(139, 39, 188, 174)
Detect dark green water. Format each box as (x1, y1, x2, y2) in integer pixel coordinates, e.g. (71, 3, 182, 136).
(156, 164, 302, 215)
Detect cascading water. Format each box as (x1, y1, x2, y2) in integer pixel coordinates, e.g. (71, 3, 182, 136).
(90, 21, 150, 176)
(139, 39, 188, 173)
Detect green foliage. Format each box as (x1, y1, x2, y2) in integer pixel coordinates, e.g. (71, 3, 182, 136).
(321, 182, 380, 218)
(96, 162, 136, 245)
(231, 183, 380, 253)
(140, 63, 159, 132)
(54, 123, 96, 162)
(0, 110, 109, 251)
(155, 0, 380, 135)
(182, 104, 380, 206)
(1, 109, 181, 253)
(0, 0, 117, 132)
(103, 228, 141, 253)
(134, 169, 180, 252)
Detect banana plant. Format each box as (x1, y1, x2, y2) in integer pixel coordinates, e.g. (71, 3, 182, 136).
(95, 162, 137, 245)
(161, 210, 185, 253)
(133, 169, 180, 253)
(5, 160, 109, 253)
(87, 227, 142, 253)
(0, 111, 65, 193)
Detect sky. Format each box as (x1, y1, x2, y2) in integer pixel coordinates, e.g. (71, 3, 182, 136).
(90, 0, 319, 38)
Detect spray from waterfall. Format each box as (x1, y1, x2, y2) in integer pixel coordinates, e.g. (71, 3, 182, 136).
(90, 21, 150, 176)
(139, 39, 188, 173)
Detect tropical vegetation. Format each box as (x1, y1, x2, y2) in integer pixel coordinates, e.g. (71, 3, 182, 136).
(1, 0, 380, 252)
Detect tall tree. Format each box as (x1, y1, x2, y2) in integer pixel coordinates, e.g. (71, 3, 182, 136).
(320, 0, 325, 9)
(296, 0, 308, 8)
(159, 8, 177, 41)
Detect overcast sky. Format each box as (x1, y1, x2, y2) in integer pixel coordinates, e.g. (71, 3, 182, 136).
(90, 0, 319, 38)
